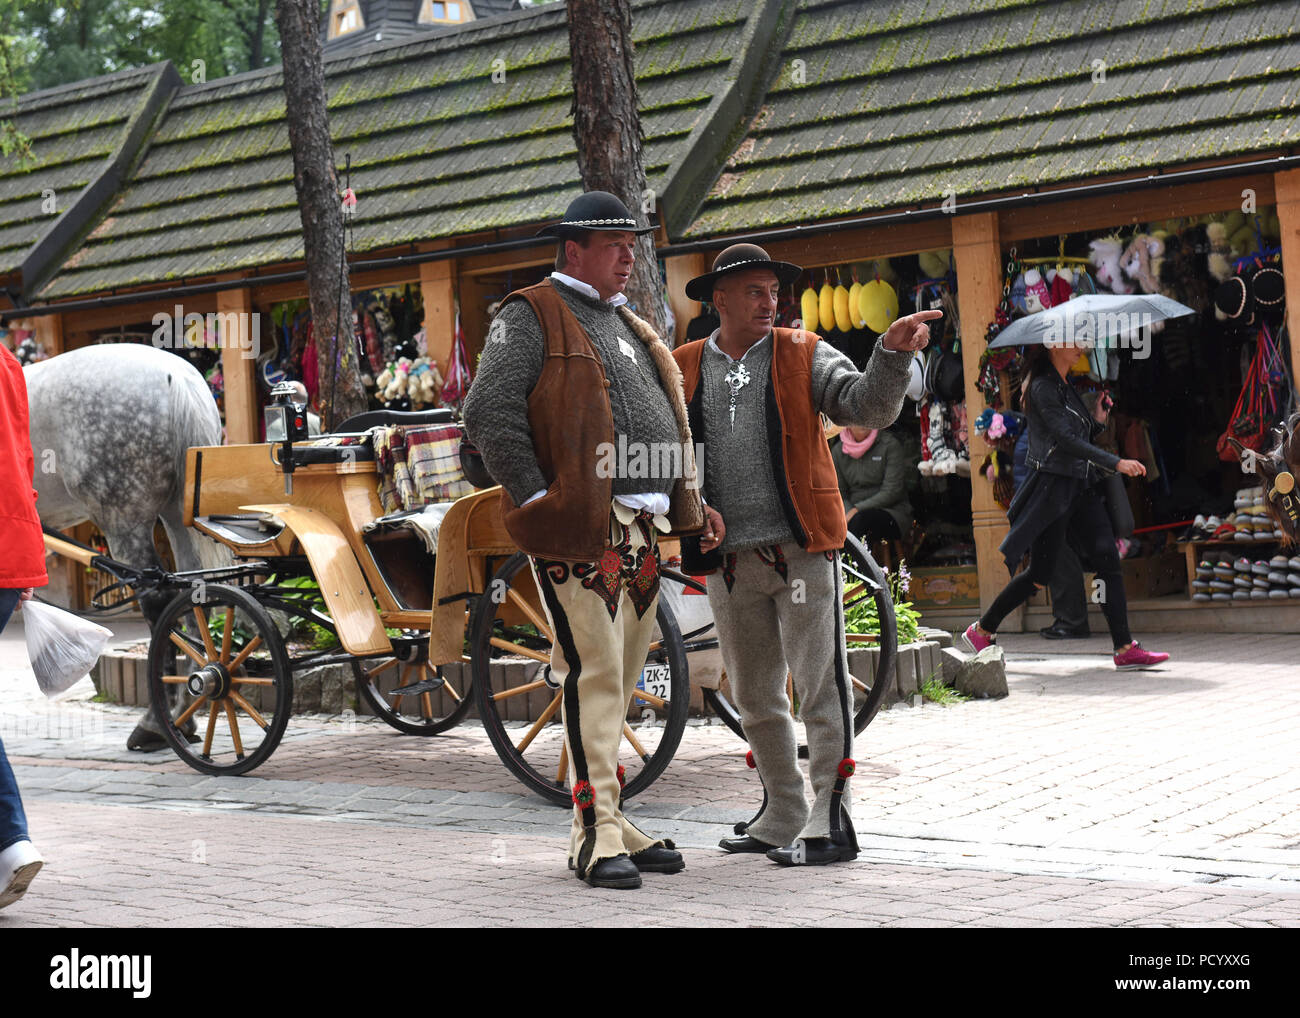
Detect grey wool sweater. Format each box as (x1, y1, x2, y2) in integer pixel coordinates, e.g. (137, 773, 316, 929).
(699, 334, 913, 553)
(463, 279, 681, 506)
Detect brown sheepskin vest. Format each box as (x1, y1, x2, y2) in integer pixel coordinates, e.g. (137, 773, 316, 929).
(499, 282, 704, 561)
(674, 327, 846, 572)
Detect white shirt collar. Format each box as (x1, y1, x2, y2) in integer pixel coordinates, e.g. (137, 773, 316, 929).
(706, 328, 771, 363)
(550, 271, 628, 307)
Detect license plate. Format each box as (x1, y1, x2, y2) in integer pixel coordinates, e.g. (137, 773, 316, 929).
(637, 663, 671, 701)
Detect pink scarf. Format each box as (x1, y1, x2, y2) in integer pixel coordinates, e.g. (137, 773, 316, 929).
(839, 429, 878, 458)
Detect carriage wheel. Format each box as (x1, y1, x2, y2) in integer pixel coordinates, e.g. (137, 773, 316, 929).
(146, 583, 292, 776)
(470, 552, 689, 806)
(701, 534, 898, 739)
(353, 637, 473, 736)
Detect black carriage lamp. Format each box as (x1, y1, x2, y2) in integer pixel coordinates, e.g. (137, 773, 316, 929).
(265, 381, 310, 495)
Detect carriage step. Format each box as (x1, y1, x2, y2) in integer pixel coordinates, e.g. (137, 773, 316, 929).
(390, 677, 445, 697)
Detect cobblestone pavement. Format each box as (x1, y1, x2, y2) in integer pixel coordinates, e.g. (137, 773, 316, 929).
(1, 617, 1298, 927)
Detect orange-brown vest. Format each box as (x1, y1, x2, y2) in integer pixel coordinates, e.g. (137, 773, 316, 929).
(673, 328, 845, 573)
(498, 281, 704, 562)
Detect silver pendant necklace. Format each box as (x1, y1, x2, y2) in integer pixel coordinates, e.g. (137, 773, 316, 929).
(724, 362, 751, 427)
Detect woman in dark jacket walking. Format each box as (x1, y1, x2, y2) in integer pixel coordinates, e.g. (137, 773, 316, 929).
(962, 339, 1169, 670)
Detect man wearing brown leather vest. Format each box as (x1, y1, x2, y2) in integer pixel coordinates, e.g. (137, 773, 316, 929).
(463, 192, 717, 889)
(674, 244, 939, 866)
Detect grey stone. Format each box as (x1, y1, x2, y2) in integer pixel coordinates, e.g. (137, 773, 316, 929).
(295, 671, 321, 714)
(895, 642, 920, 697)
(919, 626, 953, 649)
(952, 645, 1009, 699)
(916, 641, 942, 687)
(316, 664, 351, 714)
(940, 646, 966, 684)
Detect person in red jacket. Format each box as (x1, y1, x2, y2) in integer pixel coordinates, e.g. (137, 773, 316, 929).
(0, 341, 47, 909)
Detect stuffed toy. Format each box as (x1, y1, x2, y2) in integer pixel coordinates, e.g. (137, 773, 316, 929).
(918, 249, 950, 279)
(1119, 234, 1162, 294)
(1089, 236, 1133, 294)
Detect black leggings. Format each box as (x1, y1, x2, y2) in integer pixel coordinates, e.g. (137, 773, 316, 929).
(980, 485, 1132, 649)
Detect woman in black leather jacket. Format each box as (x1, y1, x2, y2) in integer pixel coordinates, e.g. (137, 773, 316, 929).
(962, 340, 1169, 670)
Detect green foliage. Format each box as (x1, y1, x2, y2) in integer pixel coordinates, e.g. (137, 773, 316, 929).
(919, 673, 969, 706)
(843, 560, 922, 646)
(4, 0, 283, 93)
(271, 575, 335, 648)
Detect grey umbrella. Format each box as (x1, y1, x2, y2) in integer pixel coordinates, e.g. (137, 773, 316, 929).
(987, 294, 1197, 349)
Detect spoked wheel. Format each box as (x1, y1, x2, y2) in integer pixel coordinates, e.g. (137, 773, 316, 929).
(354, 636, 472, 735)
(470, 552, 689, 806)
(146, 583, 292, 775)
(701, 534, 898, 739)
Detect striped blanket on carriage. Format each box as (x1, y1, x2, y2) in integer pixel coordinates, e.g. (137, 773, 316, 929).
(372, 424, 474, 514)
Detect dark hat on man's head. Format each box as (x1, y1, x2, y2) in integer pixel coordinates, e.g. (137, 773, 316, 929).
(537, 190, 656, 238)
(685, 243, 803, 301)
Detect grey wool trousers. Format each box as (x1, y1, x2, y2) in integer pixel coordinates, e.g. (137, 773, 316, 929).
(708, 544, 856, 846)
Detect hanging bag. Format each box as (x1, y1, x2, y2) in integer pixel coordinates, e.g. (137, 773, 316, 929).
(22, 600, 113, 698)
(1217, 338, 1267, 462)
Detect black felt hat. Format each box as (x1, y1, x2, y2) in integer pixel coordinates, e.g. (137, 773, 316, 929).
(537, 190, 656, 238)
(685, 243, 804, 301)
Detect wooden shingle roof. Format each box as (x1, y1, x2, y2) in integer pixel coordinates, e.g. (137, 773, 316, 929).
(684, 0, 1300, 238)
(39, 0, 764, 299)
(0, 64, 176, 296)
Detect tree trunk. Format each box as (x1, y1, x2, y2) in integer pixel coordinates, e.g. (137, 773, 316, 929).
(249, 0, 271, 70)
(275, 0, 366, 428)
(566, 0, 663, 338)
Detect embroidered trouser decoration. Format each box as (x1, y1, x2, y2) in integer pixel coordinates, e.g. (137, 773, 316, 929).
(707, 544, 855, 846)
(532, 504, 668, 876)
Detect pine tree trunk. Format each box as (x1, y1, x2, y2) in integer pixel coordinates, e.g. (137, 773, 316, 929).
(566, 0, 663, 338)
(274, 0, 366, 428)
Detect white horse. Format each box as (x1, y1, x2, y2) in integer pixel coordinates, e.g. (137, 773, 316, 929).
(25, 343, 231, 748)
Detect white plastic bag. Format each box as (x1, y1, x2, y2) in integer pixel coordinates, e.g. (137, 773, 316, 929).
(21, 600, 112, 698)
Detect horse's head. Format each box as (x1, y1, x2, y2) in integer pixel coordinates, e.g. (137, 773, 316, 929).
(1232, 413, 1300, 546)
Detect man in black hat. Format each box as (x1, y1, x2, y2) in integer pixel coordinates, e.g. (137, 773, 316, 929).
(674, 243, 938, 866)
(464, 191, 718, 889)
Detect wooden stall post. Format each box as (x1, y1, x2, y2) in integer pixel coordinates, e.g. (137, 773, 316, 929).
(952, 211, 1013, 614)
(418, 240, 456, 377)
(217, 284, 257, 444)
(1275, 169, 1300, 376)
(663, 251, 710, 346)
(33, 312, 64, 356)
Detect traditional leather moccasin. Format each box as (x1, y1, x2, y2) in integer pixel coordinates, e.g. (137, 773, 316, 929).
(718, 835, 777, 854)
(766, 837, 859, 866)
(581, 855, 642, 890)
(629, 843, 685, 873)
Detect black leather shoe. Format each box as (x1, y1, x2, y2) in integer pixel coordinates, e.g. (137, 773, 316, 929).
(766, 837, 858, 866)
(1040, 622, 1090, 640)
(718, 835, 777, 854)
(629, 844, 685, 873)
(583, 855, 642, 889)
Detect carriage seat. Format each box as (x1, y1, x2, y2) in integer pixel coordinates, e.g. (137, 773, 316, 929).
(334, 408, 456, 432)
(285, 434, 375, 466)
(193, 512, 287, 549)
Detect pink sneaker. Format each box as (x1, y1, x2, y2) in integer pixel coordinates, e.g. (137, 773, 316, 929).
(962, 623, 995, 654)
(1113, 642, 1170, 670)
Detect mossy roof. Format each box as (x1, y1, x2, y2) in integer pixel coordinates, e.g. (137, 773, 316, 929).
(0, 65, 167, 284)
(683, 0, 1300, 238)
(38, 0, 756, 299)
